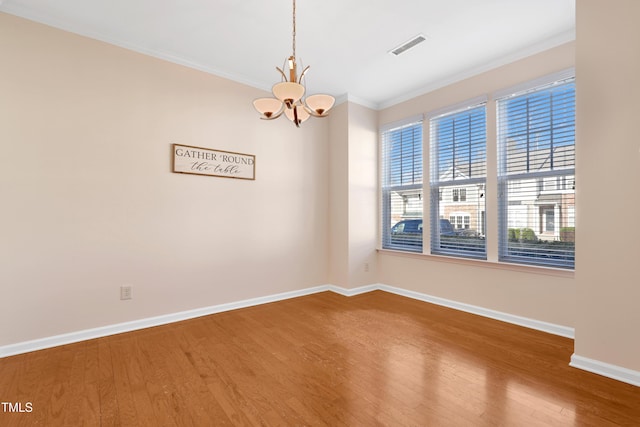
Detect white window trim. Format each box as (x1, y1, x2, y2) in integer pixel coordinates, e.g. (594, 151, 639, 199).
(380, 114, 425, 133)
(492, 68, 575, 101)
(495, 75, 576, 269)
(427, 95, 488, 121)
(378, 70, 575, 271)
(429, 99, 487, 259)
(379, 119, 424, 252)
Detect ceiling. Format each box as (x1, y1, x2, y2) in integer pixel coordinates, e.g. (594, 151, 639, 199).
(0, 0, 575, 109)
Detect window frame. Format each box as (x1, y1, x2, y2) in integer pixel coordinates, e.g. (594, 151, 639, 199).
(496, 74, 576, 269)
(380, 117, 424, 253)
(378, 69, 575, 272)
(429, 98, 488, 259)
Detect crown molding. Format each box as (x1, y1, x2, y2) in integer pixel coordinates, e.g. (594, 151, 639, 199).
(378, 29, 576, 110)
(0, 6, 273, 93)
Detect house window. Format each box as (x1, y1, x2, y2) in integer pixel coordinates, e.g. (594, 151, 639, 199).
(497, 77, 575, 269)
(430, 100, 487, 258)
(451, 188, 466, 202)
(449, 214, 470, 229)
(381, 120, 423, 252)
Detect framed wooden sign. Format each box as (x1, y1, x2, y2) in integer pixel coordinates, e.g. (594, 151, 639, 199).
(172, 144, 255, 180)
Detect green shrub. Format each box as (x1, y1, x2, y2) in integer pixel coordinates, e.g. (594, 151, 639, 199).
(560, 226, 575, 242)
(519, 228, 537, 241)
(508, 228, 538, 242)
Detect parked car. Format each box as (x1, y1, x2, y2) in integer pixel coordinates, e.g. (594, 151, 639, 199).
(389, 218, 456, 247)
(454, 228, 479, 237)
(439, 219, 456, 236)
(390, 219, 423, 247)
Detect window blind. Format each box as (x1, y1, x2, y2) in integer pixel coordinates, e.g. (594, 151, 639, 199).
(381, 121, 423, 252)
(430, 104, 487, 258)
(497, 79, 575, 268)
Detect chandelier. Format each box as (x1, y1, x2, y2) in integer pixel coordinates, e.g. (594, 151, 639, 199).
(252, 0, 335, 127)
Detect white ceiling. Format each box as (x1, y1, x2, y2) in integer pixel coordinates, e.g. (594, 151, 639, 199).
(0, 0, 575, 109)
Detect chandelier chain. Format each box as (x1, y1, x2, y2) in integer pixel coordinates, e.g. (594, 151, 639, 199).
(292, 0, 296, 60)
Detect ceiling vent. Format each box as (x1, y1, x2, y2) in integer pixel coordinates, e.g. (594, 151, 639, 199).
(389, 34, 427, 56)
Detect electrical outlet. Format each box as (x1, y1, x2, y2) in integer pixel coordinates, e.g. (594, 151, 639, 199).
(364, 263, 370, 272)
(120, 285, 132, 300)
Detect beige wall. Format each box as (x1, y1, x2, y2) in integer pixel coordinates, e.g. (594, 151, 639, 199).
(328, 103, 349, 286)
(377, 42, 577, 328)
(328, 102, 378, 288)
(0, 13, 330, 346)
(346, 103, 378, 287)
(575, 0, 640, 372)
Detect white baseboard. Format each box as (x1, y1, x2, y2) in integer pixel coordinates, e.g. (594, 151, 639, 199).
(0, 284, 333, 358)
(4, 282, 638, 388)
(377, 284, 575, 339)
(327, 284, 378, 297)
(570, 354, 640, 387)
(0, 283, 574, 358)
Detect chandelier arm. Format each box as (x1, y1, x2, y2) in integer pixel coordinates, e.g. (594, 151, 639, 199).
(302, 104, 318, 117)
(260, 108, 285, 120)
(275, 66, 288, 82)
(293, 104, 300, 127)
(298, 65, 310, 84)
(302, 104, 328, 118)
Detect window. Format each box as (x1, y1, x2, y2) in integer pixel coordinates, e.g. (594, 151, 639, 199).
(430, 102, 487, 258)
(497, 77, 575, 268)
(452, 188, 467, 202)
(379, 70, 574, 270)
(381, 120, 423, 252)
(449, 213, 470, 229)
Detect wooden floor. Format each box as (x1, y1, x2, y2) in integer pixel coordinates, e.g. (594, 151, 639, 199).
(1, 291, 639, 426)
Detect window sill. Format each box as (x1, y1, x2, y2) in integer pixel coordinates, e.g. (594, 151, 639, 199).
(377, 248, 575, 278)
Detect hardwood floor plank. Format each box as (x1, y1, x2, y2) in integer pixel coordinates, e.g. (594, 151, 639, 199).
(1, 290, 639, 426)
(79, 341, 102, 426)
(160, 327, 238, 425)
(109, 338, 144, 426)
(97, 339, 120, 426)
(62, 342, 100, 426)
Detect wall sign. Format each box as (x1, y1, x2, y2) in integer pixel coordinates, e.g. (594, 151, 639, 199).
(172, 144, 255, 180)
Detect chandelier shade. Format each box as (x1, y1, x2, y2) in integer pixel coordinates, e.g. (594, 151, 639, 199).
(304, 94, 335, 117)
(285, 105, 310, 124)
(253, 98, 284, 119)
(272, 82, 305, 106)
(252, 0, 334, 127)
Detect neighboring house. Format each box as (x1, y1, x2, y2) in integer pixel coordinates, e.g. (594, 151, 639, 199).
(501, 143, 575, 242)
(389, 144, 575, 242)
(437, 166, 485, 236)
(388, 188, 422, 225)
